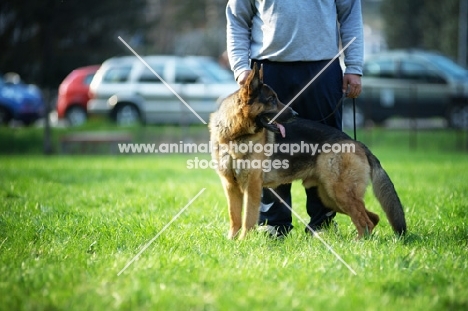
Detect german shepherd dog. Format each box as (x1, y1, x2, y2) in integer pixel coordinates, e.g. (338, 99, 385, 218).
(209, 64, 406, 240)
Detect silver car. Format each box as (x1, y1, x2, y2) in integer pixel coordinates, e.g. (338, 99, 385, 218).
(88, 55, 239, 125)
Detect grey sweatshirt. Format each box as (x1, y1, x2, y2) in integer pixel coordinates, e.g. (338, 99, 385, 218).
(226, 0, 364, 80)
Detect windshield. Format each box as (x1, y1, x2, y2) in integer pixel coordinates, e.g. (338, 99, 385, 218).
(427, 54, 468, 80)
(202, 61, 233, 82)
(185, 58, 234, 83)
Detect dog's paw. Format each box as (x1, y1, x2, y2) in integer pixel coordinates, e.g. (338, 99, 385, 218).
(227, 228, 240, 240)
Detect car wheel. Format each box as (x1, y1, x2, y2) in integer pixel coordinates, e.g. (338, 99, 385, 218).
(458, 106, 468, 129)
(115, 104, 140, 126)
(66, 106, 87, 126)
(448, 105, 468, 129)
(342, 104, 365, 129)
(0, 107, 12, 126)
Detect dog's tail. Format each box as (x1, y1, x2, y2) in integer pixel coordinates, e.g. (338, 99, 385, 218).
(365, 148, 407, 235)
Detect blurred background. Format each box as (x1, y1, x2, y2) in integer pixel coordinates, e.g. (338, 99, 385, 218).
(0, 0, 467, 153)
(0, 0, 229, 90)
(0, 0, 466, 88)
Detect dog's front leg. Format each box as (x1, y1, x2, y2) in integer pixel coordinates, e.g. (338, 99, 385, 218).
(239, 170, 263, 239)
(221, 178, 243, 239)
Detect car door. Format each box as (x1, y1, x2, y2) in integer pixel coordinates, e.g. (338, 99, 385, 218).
(361, 57, 413, 122)
(135, 59, 183, 124)
(399, 59, 449, 118)
(172, 63, 208, 124)
(173, 61, 238, 125)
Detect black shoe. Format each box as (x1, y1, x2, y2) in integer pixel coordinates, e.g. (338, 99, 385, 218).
(305, 220, 338, 237)
(257, 225, 292, 239)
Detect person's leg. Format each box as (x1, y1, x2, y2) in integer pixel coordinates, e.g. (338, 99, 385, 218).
(258, 183, 293, 236)
(255, 60, 298, 236)
(289, 59, 344, 231)
(254, 59, 343, 235)
(305, 187, 336, 230)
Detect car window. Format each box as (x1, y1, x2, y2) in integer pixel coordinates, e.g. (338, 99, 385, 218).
(175, 65, 200, 84)
(363, 59, 396, 78)
(400, 61, 427, 80)
(138, 64, 164, 83)
(84, 73, 95, 85)
(401, 60, 446, 84)
(428, 54, 468, 80)
(202, 62, 233, 82)
(102, 66, 132, 83)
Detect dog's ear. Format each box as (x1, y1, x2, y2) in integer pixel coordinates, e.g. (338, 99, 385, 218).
(242, 63, 262, 100)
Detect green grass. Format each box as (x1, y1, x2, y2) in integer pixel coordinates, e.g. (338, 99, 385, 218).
(0, 129, 468, 310)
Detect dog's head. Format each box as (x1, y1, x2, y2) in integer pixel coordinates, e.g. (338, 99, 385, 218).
(239, 63, 297, 137)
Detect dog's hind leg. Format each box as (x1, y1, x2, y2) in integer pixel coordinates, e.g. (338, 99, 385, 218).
(366, 210, 380, 227)
(324, 182, 375, 239)
(319, 178, 376, 239)
(239, 171, 263, 239)
(347, 200, 376, 239)
(319, 153, 376, 238)
(335, 192, 376, 239)
(221, 178, 243, 239)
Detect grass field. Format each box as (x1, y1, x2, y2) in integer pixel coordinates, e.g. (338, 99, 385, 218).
(1, 126, 467, 310)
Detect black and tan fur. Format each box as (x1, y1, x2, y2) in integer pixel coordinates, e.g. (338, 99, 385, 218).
(209, 64, 407, 240)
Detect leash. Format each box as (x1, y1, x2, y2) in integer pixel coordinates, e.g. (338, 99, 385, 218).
(314, 93, 357, 141)
(352, 97, 357, 141)
(315, 92, 346, 124)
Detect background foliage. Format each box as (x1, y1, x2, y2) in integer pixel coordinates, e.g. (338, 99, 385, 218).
(0, 0, 466, 89)
(0, 0, 146, 87)
(381, 0, 463, 61)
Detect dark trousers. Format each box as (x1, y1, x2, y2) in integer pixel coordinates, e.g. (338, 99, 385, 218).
(253, 59, 343, 233)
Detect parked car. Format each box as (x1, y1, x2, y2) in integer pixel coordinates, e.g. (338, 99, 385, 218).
(87, 55, 238, 125)
(57, 65, 100, 126)
(0, 73, 44, 126)
(343, 50, 468, 128)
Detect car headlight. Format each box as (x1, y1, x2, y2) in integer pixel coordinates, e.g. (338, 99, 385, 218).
(108, 95, 118, 107)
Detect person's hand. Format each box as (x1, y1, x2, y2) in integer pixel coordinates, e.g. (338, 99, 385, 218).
(237, 70, 252, 85)
(342, 74, 362, 98)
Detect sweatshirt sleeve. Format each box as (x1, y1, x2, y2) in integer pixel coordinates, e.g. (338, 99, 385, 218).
(336, 0, 364, 75)
(226, 0, 256, 80)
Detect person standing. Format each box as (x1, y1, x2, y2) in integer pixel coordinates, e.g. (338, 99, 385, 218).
(226, 0, 364, 237)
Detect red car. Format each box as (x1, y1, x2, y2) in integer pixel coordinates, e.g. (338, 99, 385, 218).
(57, 65, 100, 126)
